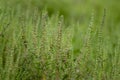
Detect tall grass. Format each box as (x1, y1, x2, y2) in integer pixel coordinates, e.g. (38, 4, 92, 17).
(0, 7, 120, 80)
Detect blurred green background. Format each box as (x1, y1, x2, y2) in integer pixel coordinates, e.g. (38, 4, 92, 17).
(0, 0, 120, 25)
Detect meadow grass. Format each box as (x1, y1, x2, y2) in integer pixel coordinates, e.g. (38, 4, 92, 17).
(0, 7, 120, 80)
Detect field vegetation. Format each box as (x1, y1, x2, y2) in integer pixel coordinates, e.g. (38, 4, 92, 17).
(0, 0, 120, 80)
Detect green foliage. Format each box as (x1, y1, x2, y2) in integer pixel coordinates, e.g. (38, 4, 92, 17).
(0, 0, 120, 80)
